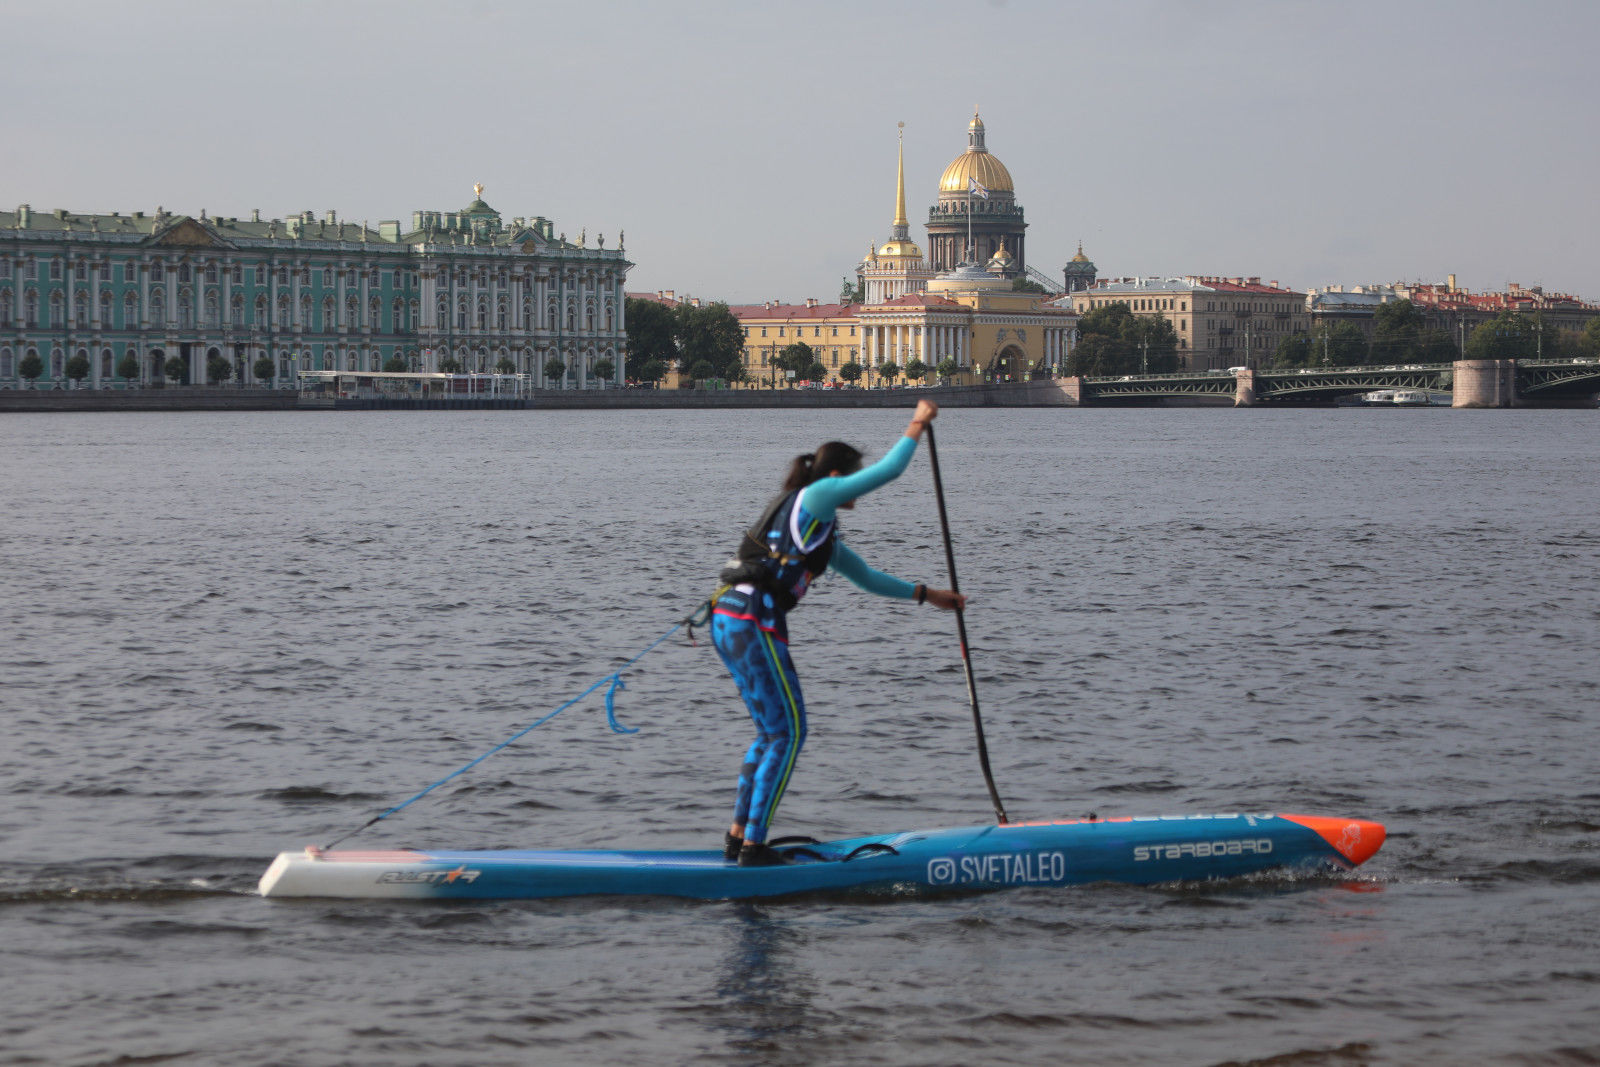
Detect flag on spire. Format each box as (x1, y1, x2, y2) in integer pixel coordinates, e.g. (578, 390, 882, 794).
(968, 177, 990, 200)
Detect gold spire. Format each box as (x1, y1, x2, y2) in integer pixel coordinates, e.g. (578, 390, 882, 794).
(874, 122, 923, 260)
(473, 182, 484, 199)
(893, 121, 908, 228)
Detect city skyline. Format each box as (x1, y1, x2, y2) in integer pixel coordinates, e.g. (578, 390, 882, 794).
(5, 0, 1596, 305)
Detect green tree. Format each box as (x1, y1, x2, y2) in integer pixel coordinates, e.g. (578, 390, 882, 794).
(207, 353, 233, 384)
(18, 353, 43, 386)
(806, 361, 827, 382)
(383, 355, 408, 373)
(877, 361, 899, 385)
(838, 361, 863, 385)
(1416, 328, 1459, 363)
(1064, 334, 1122, 377)
(438, 356, 462, 373)
(164, 355, 188, 384)
(1371, 299, 1424, 362)
(687, 359, 716, 383)
(117, 353, 140, 382)
(1273, 333, 1313, 368)
(65, 353, 91, 387)
(904, 358, 928, 384)
(542, 357, 565, 385)
(675, 302, 745, 382)
(592, 358, 615, 383)
(496, 356, 517, 375)
(841, 276, 864, 304)
(633, 359, 667, 386)
(254, 356, 276, 384)
(624, 298, 678, 370)
(1069, 302, 1181, 375)
(1464, 311, 1542, 361)
(1581, 318, 1600, 358)
(936, 357, 959, 382)
(1316, 323, 1370, 367)
(1011, 277, 1047, 294)
(775, 342, 815, 385)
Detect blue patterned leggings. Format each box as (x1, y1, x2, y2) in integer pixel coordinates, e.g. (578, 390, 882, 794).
(710, 609, 807, 846)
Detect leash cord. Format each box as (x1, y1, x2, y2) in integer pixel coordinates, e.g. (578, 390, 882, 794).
(320, 620, 686, 849)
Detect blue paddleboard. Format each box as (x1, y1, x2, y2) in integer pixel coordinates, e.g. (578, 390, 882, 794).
(258, 812, 1385, 901)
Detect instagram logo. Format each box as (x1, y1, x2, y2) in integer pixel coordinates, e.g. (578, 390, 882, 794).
(926, 858, 957, 885)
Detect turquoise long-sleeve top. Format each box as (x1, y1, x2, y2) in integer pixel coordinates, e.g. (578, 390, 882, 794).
(793, 434, 919, 600)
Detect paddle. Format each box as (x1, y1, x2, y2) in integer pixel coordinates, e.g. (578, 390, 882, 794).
(923, 422, 1009, 824)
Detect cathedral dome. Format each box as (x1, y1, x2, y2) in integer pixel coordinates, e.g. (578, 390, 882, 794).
(937, 113, 1015, 195)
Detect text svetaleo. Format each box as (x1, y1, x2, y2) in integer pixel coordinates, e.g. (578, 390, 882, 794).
(927, 851, 1068, 886)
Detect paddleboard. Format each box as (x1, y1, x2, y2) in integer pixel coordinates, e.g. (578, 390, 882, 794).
(259, 812, 1384, 901)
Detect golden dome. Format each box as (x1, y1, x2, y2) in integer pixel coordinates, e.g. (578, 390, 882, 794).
(938, 111, 1015, 194)
(876, 238, 923, 258)
(938, 152, 1014, 195)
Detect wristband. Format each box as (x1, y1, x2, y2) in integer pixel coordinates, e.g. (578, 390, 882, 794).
(915, 583, 927, 604)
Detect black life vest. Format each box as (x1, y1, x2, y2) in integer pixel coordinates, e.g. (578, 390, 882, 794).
(717, 490, 835, 612)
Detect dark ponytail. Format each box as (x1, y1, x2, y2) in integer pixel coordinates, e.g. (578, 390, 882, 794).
(783, 440, 863, 491)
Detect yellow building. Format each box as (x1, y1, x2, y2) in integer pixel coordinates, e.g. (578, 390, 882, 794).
(730, 298, 862, 387)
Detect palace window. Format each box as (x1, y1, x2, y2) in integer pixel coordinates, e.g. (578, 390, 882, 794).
(178, 264, 191, 283)
(75, 261, 88, 281)
(205, 264, 218, 284)
(0, 298, 9, 328)
(232, 294, 244, 327)
(99, 291, 111, 323)
(50, 259, 62, 280)
(322, 296, 335, 329)
(50, 291, 64, 327)
(232, 265, 242, 284)
(370, 296, 381, 329)
(125, 293, 138, 325)
(0, 261, 9, 279)
(346, 294, 359, 327)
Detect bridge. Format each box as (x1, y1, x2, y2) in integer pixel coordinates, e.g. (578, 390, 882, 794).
(1072, 359, 1600, 407)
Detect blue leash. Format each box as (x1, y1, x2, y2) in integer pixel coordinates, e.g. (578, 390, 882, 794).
(321, 620, 686, 849)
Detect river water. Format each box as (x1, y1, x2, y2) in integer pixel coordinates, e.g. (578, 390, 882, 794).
(2, 406, 1596, 1066)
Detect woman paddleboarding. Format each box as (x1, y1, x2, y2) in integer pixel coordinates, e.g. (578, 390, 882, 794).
(711, 399, 965, 866)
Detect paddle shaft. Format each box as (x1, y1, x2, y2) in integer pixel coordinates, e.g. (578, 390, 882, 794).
(923, 423, 1009, 824)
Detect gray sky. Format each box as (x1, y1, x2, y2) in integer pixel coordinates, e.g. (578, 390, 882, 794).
(5, 0, 1595, 303)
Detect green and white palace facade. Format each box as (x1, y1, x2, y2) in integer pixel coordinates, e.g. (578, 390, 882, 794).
(0, 187, 630, 389)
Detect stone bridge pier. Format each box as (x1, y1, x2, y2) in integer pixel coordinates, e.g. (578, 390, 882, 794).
(1234, 369, 1256, 407)
(1453, 360, 1517, 408)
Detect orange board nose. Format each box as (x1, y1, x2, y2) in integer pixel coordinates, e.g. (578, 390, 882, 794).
(1280, 814, 1387, 867)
